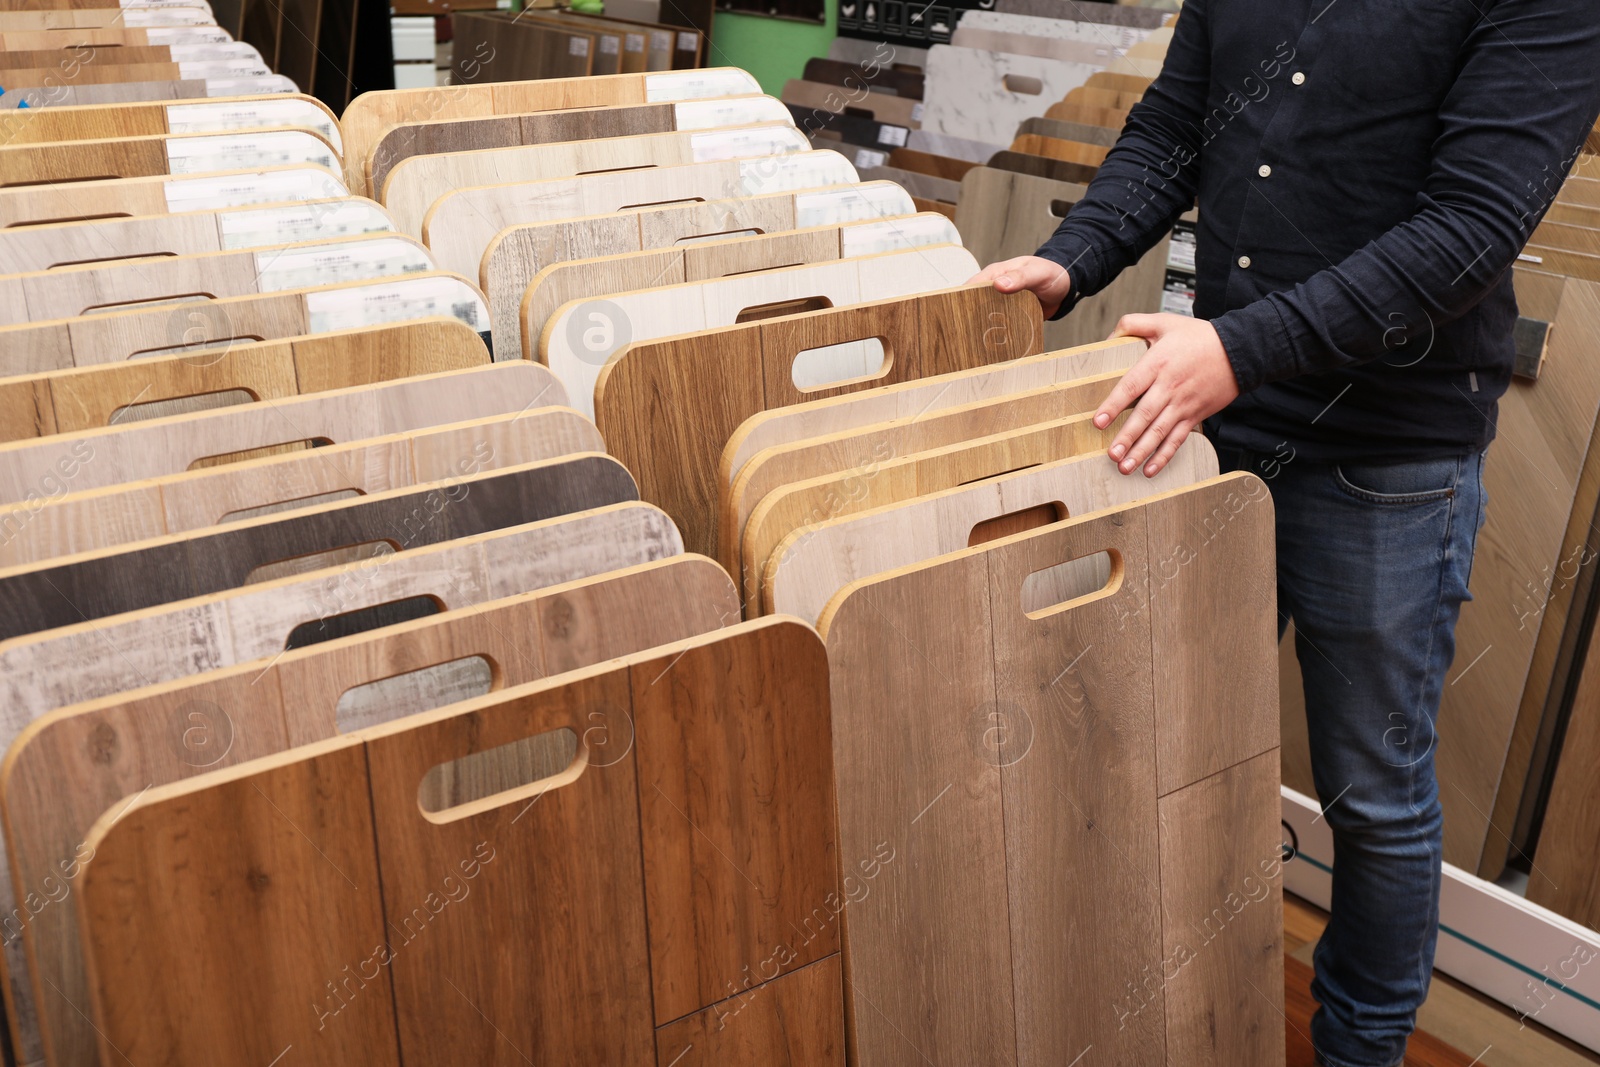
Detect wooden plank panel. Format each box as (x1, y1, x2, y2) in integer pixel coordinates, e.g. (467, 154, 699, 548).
(653, 956, 846, 1067)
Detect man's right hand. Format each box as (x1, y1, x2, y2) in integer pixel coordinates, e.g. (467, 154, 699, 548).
(968, 256, 1074, 319)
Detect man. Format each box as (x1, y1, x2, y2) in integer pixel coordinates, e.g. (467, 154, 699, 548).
(971, 0, 1600, 1063)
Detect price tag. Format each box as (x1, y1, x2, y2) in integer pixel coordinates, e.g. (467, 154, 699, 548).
(306, 277, 487, 333)
(569, 36, 590, 56)
(254, 238, 433, 292)
(854, 148, 888, 169)
(876, 124, 908, 147)
(162, 168, 348, 211)
(625, 33, 645, 52)
(678, 32, 698, 50)
(219, 201, 393, 250)
(601, 36, 619, 54)
(910, 102, 924, 122)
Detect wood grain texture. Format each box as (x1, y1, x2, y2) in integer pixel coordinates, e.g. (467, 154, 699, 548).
(0, 360, 565, 501)
(781, 78, 921, 130)
(764, 434, 1216, 624)
(985, 148, 1102, 186)
(1018, 114, 1122, 146)
(0, 454, 638, 640)
(0, 164, 347, 231)
(0, 126, 335, 185)
(803, 56, 923, 100)
(0, 407, 599, 566)
(653, 955, 845, 1067)
(817, 474, 1281, 1067)
(1009, 132, 1109, 168)
(595, 285, 1042, 559)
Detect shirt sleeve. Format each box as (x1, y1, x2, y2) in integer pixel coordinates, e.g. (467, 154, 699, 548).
(1212, 0, 1600, 392)
(1033, 0, 1212, 318)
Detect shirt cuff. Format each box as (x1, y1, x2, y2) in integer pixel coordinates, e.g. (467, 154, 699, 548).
(1036, 233, 1105, 321)
(1210, 296, 1296, 394)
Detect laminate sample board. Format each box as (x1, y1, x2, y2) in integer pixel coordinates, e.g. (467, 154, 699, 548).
(856, 164, 960, 208)
(922, 46, 1099, 146)
(386, 123, 807, 237)
(886, 145, 976, 182)
(0, 24, 231, 48)
(1059, 84, 1145, 112)
(818, 474, 1281, 1066)
(0, 197, 392, 276)
(0, 127, 337, 187)
(0, 94, 341, 152)
(0, 43, 259, 73)
(0, 360, 566, 500)
(795, 107, 913, 158)
(781, 78, 922, 130)
(765, 436, 1217, 622)
(0, 406, 600, 565)
(594, 285, 1043, 559)
(0, 234, 433, 327)
(960, 8, 1162, 49)
(951, 24, 1131, 67)
(521, 214, 960, 362)
(77, 619, 839, 1067)
(0, 272, 490, 377)
(481, 180, 915, 361)
(366, 94, 788, 199)
(4, 556, 735, 1067)
(0, 317, 486, 444)
(802, 56, 924, 100)
(0, 74, 299, 107)
(422, 149, 860, 280)
(338, 68, 761, 193)
(1017, 115, 1120, 147)
(721, 336, 1144, 484)
(986, 148, 1101, 186)
(957, 165, 1178, 350)
(0, 165, 347, 229)
(655, 956, 845, 1067)
(908, 128, 1004, 163)
(0, 8, 214, 28)
(447, 11, 598, 86)
(727, 371, 1132, 598)
(0, 454, 637, 640)
(546, 244, 981, 419)
(1010, 132, 1110, 167)
(1046, 101, 1132, 130)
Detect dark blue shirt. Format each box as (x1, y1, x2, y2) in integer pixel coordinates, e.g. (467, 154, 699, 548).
(1037, 0, 1600, 461)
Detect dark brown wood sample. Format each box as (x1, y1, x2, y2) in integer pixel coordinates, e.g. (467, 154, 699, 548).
(804, 56, 923, 100)
(0, 455, 637, 641)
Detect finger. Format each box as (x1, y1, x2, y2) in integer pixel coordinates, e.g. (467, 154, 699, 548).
(1117, 401, 1177, 474)
(1094, 356, 1160, 429)
(1142, 420, 1193, 478)
(1110, 313, 1168, 340)
(1109, 387, 1169, 465)
(967, 257, 1031, 288)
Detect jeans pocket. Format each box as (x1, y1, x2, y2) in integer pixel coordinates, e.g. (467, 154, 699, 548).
(1333, 457, 1460, 505)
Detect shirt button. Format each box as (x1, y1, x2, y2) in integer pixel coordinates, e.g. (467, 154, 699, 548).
(1238, 255, 1252, 269)
(1292, 71, 1306, 85)
(1258, 164, 1272, 178)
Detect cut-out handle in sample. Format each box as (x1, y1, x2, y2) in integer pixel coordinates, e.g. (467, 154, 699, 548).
(1021, 548, 1120, 619)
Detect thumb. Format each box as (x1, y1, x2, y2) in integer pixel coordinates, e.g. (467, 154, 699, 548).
(1110, 313, 1169, 341)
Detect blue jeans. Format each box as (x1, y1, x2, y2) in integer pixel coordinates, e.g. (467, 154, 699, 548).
(1213, 442, 1487, 1067)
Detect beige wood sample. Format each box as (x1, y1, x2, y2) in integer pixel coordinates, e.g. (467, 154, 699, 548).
(765, 436, 1217, 623)
(0, 406, 599, 565)
(0, 197, 393, 275)
(0, 271, 489, 377)
(0, 8, 212, 28)
(480, 180, 913, 360)
(366, 93, 789, 199)
(1532, 220, 1600, 256)
(5, 555, 735, 1067)
(780, 77, 921, 129)
(721, 337, 1145, 485)
(729, 371, 1131, 598)
(338, 67, 762, 193)
(0, 233, 433, 327)
(0, 75, 299, 108)
(0, 92, 340, 149)
(420, 149, 859, 280)
(383, 123, 806, 236)
(544, 245, 982, 419)
(595, 285, 1044, 559)
(1044, 101, 1131, 129)
(817, 474, 1280, 1066)
(0, 127, 336, 187)
(0, 318, 487, 444)
(519, 214, 958, 361)
(0, 360, 565, 501)
(0, 164, 347, 229)
(1009, 133, 1110, 167)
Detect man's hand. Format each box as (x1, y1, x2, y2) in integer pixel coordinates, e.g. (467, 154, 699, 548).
(968, 256, 1073, 318)
(1097, 313, 1241, 477)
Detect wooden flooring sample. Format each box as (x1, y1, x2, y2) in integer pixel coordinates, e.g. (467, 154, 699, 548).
(0, 165, 347, 230)
(0, 407, 599, 566)
(817, 474, 1280, 1066)
(0, 454, 637, 640)
(480, 180, 908, 360)
(0, 75, 300, 108)
(7, 556, 735, 1067)
(0, 93, 341, 151)
(338, 67, 761, 193)
(781, 78, 921, 129)
(548, 245, 981, 419)
(0, 360, 562, 501)
(0, 197, 392, 276)
(367, 94, 787, 199)
(0, 128, 336, 185)
(78, 619, 837, 1066)
(384, 123, 805, 236)
(520, 214, 958, 361)
(0, 272, 490, 377)
(421, 149, 859, 280)
(653, 952, 845, 1067)
(762, 429, 1215, 623)
(1009, 132, 1111, 167)
(595, 285, 1042, 558)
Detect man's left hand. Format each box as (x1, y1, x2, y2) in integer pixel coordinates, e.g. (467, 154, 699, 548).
(1096, 313, 1242, 477)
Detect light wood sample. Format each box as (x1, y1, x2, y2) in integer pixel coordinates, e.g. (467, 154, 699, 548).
(77, 619, 838, 1066)
(5, 555, 734, 1067)
(0, 75, 298, 108)
(421, 149, 859, 280)
(0, 164, 347, 230)
(595, 285, 1043, 558)
(1009, 132, 1110, 168)
(481, 180, 911, 360)
(0, 8, 213, 28)
(0, 93, 340, 151)
(817, 474, 1281, 1065)
(545, 245, 981, 419)
(780, 77, 921, 130)
(0, 360, 565, 501)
